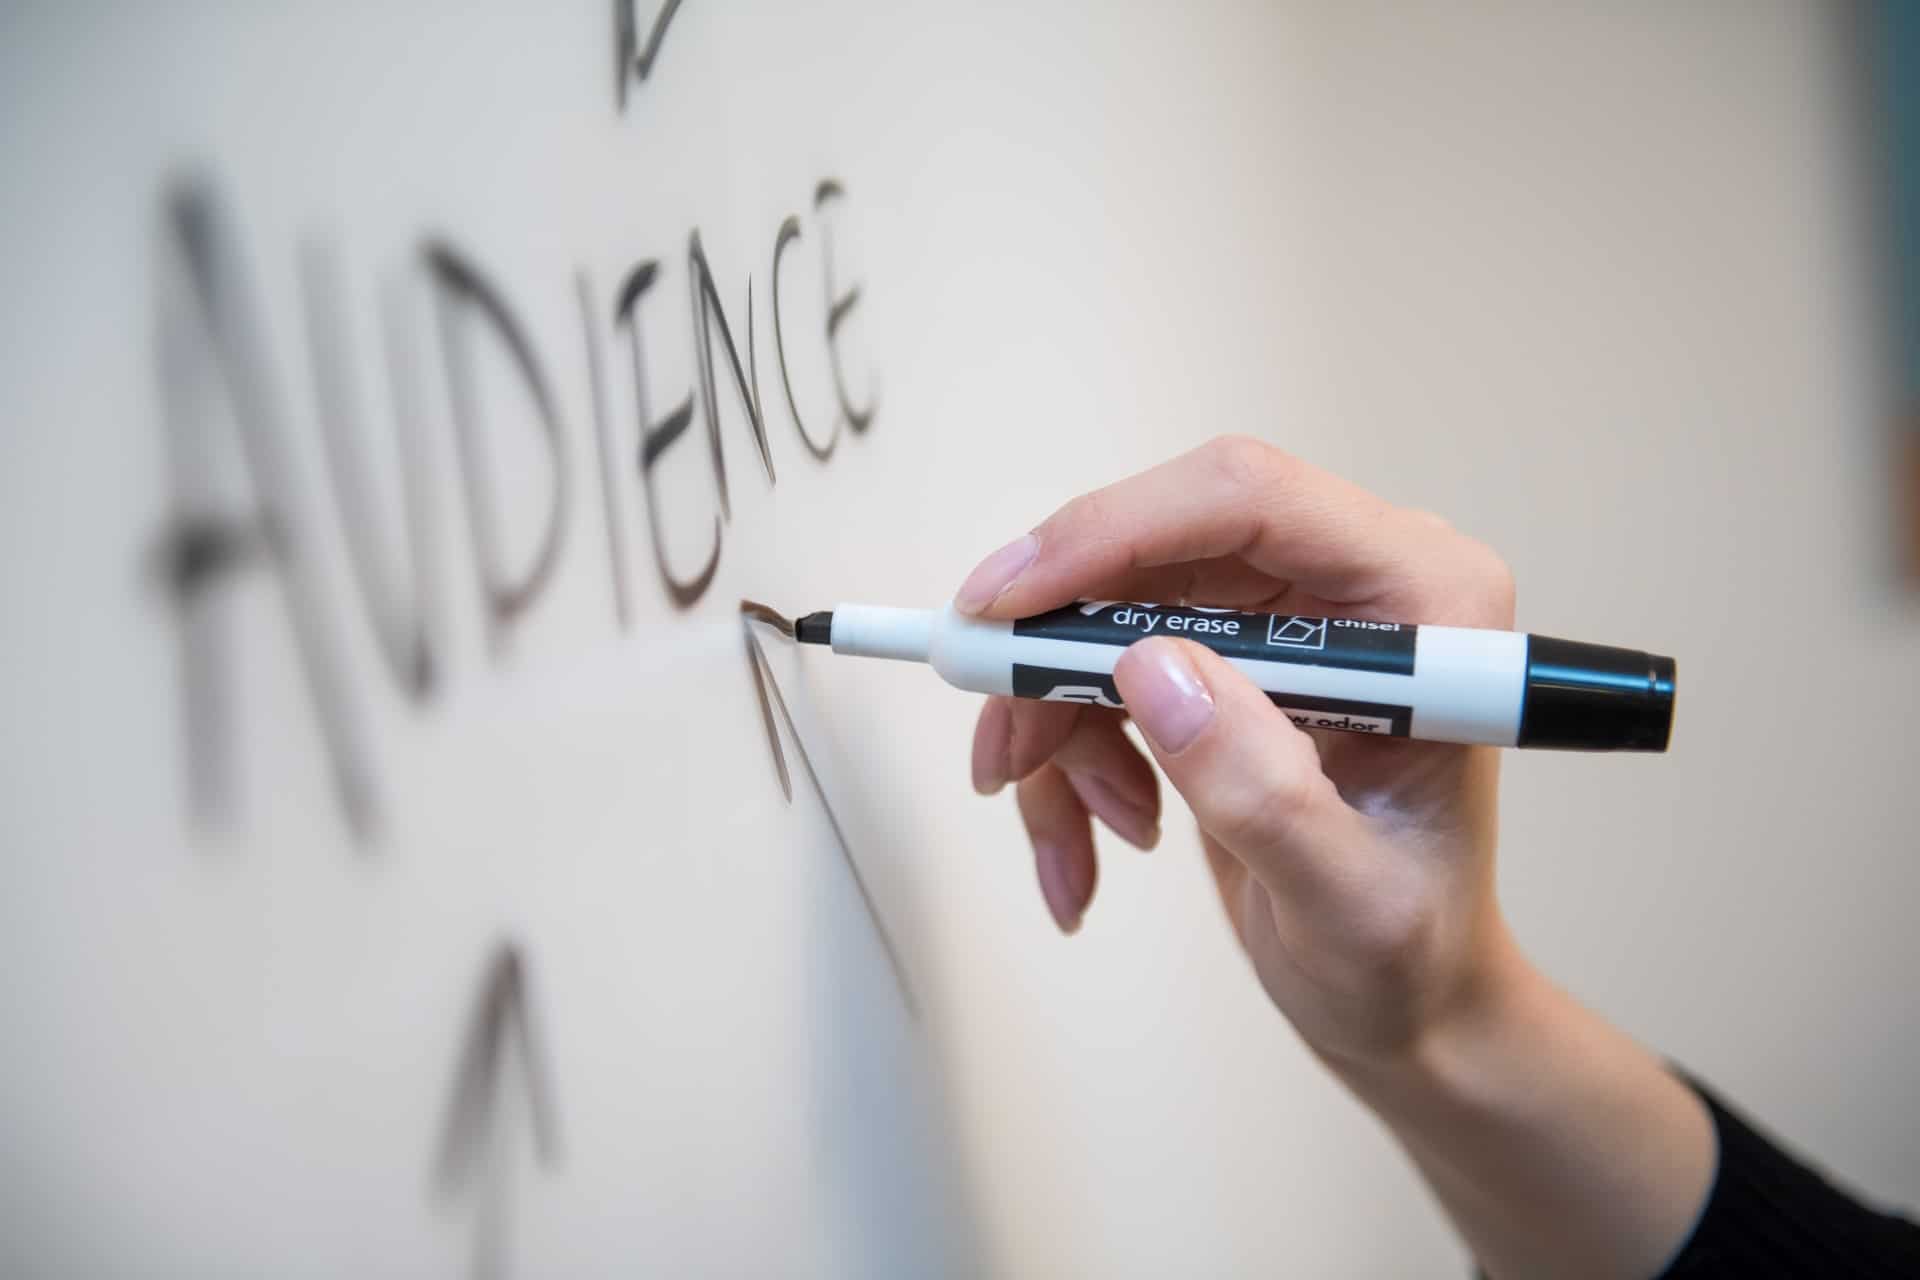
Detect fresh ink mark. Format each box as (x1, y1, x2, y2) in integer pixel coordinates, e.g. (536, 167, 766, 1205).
(743, 617, 793, 804)
(738, 598, 794, 639)
(741, 604, 916, 1016)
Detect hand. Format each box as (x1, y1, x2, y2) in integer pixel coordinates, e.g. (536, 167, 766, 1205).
(957, 435, 1518, 1066)
(956, 436, 1714, 1279)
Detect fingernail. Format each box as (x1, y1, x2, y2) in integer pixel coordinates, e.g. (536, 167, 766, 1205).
(1034, 843, 1083, 934)
(973, 737, 1009, 797)
(1071, 773, 1160, 851)
(1125, 644, 1215, 755)
(955, 534, 1039, 614)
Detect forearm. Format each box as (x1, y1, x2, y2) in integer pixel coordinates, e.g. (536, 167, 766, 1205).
(1329, 929, 1715, 1280)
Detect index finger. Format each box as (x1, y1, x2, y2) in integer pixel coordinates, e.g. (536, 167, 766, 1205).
(955, 435, 1496, 623)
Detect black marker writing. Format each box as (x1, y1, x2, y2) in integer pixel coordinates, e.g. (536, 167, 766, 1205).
(741, 604, 916, 1016)
(153, 179, 377, 836)
(301, 239, 439, 698)
(433, 940, 561, 1280)
(815, 180, 875, 434)
(688, 230, 774, 519)
(425, 241, 572, 649)
(150, 168, 879, 832)
(771, 215, 837, 461)
(615, 0, 686, 110)
(577, 272, 633, 628)
(616, 257, 718, 607)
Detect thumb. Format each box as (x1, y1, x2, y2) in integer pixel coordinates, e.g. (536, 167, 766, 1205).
(1112, 636, 1366, 902)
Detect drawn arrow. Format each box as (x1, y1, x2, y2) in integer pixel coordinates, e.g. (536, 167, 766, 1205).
(617, 0, 686, 108)
(741, 603, 917, 1016)
(433, 941, 561, 1279)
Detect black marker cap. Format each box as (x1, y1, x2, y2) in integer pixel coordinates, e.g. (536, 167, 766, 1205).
(1516, 635, 1676, 752)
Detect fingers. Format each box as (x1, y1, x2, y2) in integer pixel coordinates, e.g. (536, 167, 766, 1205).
(1113, 636, 1368, 909)
(995, 553, 1294, 617)
(954, 435, 1396, 615)
(1008, 699, 1085, 782)
(1017, 764, 1098, 934)
(1200, 832, 1255, 954)
(1052, 711, 1161, 850)
(970, 696, 1014, 794)
(954, 435, 1516, 629)
(972, 697, 1082, 794)
(977, 696, 1162, 935)
(974, 697, 1161, 850)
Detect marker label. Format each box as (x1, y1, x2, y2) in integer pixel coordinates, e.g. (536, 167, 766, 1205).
(1010, 663, 1124, 709)
(1267, 691, 1411, 737)
(1012, 601, 1418, 676)
(1009, 663, 1414, 736)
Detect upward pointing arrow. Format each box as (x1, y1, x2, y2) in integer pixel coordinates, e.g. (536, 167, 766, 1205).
(432, 941, 561, 1280)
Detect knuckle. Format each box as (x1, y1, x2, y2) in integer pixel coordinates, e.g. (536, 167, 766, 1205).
(1201, 749, 1325, 849)
(1341, 886, 1437, 987)
(1410, 517, 1515, 625)
(1041, 486, 1112, 544)
(1206, 433, 1288, 492)
(1467, 540, 1517, 620)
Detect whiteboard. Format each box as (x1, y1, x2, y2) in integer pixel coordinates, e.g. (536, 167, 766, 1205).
(2, 4, 969, 1274)
(7, 3, 1919, 1277)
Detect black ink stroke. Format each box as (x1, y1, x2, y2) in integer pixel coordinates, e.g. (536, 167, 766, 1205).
(576, 272, 632, 628)
(433, 940, 561, 1280)
(615, 257, 719, 608)
(300, 239, 438, 699)
(771, 215, 838, 461)
(615, 0, 685, 111)
(741, 605, 916, 1016)
(738, 598, 794, 639)
(152, 178, 377, 837)
(814, 180, 875, 435)
(689, 231, 775, 520)
(425, 241, 572, 647)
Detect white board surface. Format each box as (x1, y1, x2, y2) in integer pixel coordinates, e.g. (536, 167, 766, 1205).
(5, 3, 1919, 1276)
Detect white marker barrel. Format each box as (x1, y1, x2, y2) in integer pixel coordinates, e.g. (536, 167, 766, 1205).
(808, 601, 1674, 752)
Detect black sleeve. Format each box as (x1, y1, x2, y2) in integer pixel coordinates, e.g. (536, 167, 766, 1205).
(1655, 1075, 1920, 1278)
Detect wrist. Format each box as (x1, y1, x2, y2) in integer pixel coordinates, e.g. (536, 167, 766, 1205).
(1320, 922, 1544, 1114)
(1315, 925, 1717, 1280)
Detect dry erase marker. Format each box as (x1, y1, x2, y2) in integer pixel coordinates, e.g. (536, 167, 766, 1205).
(795, 601, 1675, 751)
